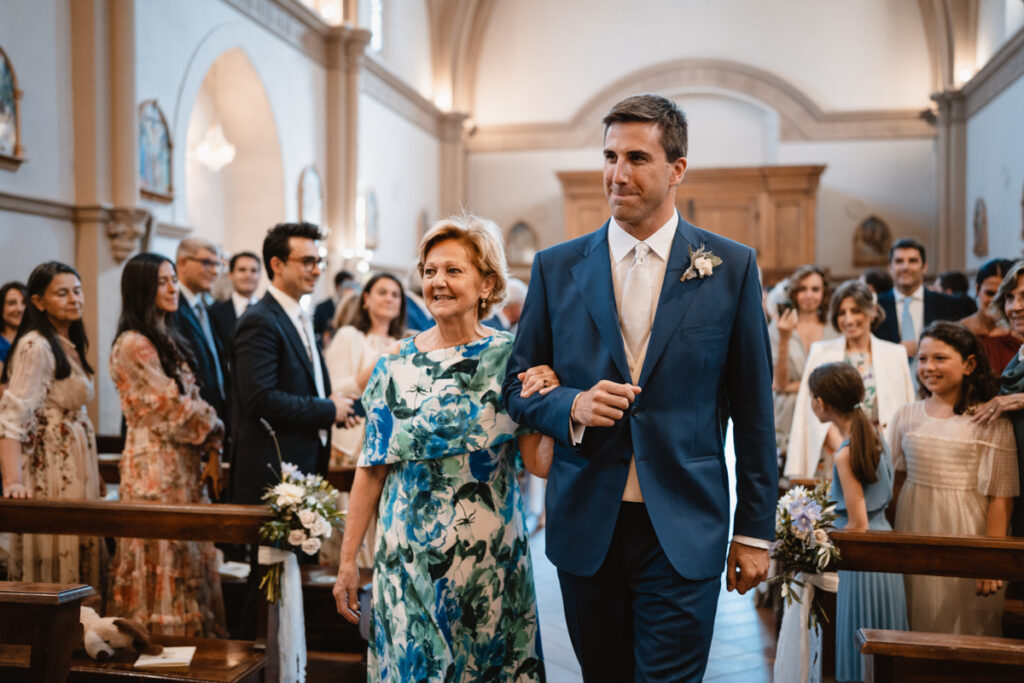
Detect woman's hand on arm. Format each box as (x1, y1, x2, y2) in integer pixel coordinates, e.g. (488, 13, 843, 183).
(977, 495, 1013, 596)
(333, 464, 388, 624)
(518, 364, 560, 398)
(972, 394, 1024, 425)
(518, 433, 553, 479)
(0, 437, 28, 498)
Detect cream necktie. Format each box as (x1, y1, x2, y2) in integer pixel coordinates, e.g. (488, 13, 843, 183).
(298, 310, 328, 446)
(620, 242, 654, 362)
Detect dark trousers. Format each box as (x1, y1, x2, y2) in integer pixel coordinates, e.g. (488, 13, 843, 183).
(557, 502, 720, 683)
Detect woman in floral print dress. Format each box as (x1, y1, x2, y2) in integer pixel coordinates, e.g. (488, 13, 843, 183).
(108, 253, 225, 637)
(334, 216, 551, 682)
(0, 262, 104, 590)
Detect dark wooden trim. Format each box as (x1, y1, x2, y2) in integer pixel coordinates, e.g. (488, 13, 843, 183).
(858, 628, 1024, 666)
(831, 530, 1024, 580)
(0, 499, 271, 544)
(0, 582, 94, 605)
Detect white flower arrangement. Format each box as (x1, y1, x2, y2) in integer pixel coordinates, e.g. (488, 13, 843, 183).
(770, 482, 841, 629)
(258, 461, 345, 602)
(681, 244, 722, 281)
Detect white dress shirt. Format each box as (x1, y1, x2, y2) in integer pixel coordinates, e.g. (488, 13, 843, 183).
(231, 290, 258, 319)
(267, 283, 328, 445)
(894, 285, 925, 341)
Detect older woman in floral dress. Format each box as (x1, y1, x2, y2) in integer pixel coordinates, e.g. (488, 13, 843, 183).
(333, 215, 550, 681)
(108, 253, 225, 637)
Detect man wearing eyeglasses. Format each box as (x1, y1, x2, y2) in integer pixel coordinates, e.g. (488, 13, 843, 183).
(174, 237, 231, 454)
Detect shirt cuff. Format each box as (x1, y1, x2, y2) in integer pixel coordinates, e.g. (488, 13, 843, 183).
(568, 393, 586, 445)
(732, 535, 771, 550)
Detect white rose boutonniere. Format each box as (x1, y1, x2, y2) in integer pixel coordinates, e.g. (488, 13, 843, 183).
(681, 244, 723, 281)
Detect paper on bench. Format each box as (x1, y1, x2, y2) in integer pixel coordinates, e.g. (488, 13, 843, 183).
(134, 646, 196, 669)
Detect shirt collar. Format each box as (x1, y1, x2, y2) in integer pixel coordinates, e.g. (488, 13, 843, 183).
(232, 290, 257, 309)
(179, 284, 204, 308)
(895, 285, 924, 303)
(608, 212, 678, 265)
(267, 282, 304, 320)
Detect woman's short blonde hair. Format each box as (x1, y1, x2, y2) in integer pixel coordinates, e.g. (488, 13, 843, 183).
(417, 214, 509, 320)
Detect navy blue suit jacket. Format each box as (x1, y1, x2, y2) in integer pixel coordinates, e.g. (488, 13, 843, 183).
(172, 301, 230, 434)
(874, 288, 971, 343)
(502, 216, 777, 579)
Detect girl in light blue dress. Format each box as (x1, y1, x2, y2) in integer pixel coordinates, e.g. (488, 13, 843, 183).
(808, 362, 907, 682)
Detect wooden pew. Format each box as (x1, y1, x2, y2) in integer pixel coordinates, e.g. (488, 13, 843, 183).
(0, 582, 95, 683)
(0, 498, 273, 682)
(829, 530, 1024, 682)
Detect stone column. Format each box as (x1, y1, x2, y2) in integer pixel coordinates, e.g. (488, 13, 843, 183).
(439, 111, 470, 216)
(325, 26, 371, 273)
(932, 89, 967, 272)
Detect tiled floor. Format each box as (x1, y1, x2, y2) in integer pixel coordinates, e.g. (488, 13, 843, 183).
(529, 530, 777, 682)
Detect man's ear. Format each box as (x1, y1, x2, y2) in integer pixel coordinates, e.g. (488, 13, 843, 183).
(670, 156, 688, 186)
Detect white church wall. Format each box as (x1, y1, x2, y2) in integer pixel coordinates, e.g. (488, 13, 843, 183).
(977, 0, 1024, 68)
(358, 93, 440, 273)
(965, 73, 1024, 271)
(472, 0, 932, 125)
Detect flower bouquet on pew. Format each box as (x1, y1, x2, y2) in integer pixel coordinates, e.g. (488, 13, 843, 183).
(257, 420, 345, 602)
(770, 482, 840, 629)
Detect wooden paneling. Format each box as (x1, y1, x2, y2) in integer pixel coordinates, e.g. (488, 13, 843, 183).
(557, 165, 824, 286)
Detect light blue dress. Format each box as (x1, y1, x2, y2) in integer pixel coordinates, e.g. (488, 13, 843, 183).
(829, 439, 908, 683)
(359, 333, 544, 681)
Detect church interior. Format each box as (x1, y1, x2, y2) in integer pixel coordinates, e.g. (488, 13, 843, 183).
(1, 0, 1024, 681)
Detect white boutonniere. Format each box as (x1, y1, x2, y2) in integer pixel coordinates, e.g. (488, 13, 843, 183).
(681, 244, 722, 281)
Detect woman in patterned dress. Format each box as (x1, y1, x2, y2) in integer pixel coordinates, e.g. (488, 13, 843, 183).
(786, 280, 916, 479)
(0, 262, 104, 589)
(333, 215, 550, 681)
(108, 253, 226, 637)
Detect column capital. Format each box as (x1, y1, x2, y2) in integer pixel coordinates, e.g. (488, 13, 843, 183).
(326, 25, 373, 72)
(439, 111, 471, 143)
(931, 89, 967, 124)
(74, 204, 150, 263)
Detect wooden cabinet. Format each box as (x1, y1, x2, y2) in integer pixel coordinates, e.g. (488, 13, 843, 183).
(557, 165, 825, 285)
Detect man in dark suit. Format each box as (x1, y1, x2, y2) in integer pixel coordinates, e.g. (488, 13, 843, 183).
(209, 251, 261, 352)
(230, 222, 356, 506)
(312, 269, 354, 345)
(503, 94, 777, 682)
(173, 237, 231, 438)
(875, 238, 971, 357)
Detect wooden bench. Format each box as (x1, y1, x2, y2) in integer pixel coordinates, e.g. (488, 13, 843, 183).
(0, 498, 274, 682)
(0, 582, 95, 682)
(830, 530, 1024, 682)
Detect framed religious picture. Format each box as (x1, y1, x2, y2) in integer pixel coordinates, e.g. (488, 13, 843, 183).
(138, 100, 173, 201)
(0, 44, 25, 169)
(298, 165, 324, 228)
(852, 215, 892, 267)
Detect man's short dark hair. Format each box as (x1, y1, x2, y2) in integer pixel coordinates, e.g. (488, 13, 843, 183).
(334, 270, 354, 288)
(862, 268, 893, 294)
(229, 251, 261, 272)
(263, 222, 325, 280)
(976, 258, 1016, 287)
(937, 271, 970, 295)
(602, 93, 688, 161)
(888, 238, 926, 265)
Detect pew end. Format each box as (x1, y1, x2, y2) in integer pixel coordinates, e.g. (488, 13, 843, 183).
(857, 628, 1024, 682)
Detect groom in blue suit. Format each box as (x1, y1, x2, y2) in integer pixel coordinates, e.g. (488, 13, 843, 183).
(503, 94, 777, 681)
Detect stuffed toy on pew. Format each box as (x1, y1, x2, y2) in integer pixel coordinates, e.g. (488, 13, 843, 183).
(78, 606, 163, 660)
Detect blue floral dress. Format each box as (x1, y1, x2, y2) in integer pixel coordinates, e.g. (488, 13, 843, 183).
(359, 332, 544, 682)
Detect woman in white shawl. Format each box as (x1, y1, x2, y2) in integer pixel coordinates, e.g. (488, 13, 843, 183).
(786, 280, 915, 479)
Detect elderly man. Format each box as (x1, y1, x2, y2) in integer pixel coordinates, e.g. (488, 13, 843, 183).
(483, 277, 527, 333)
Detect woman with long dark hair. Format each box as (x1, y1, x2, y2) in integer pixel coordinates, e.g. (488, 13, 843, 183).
(0, 262, 104, 586)
(0, 281, 27, 376)
(108, 252, 226, 637)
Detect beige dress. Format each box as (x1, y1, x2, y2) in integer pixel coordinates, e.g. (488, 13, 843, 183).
(108, 331, 226, 637)
(322, 325, 392, 567)
(0, 331, 104, 587)
(890, 400, 1019, 635)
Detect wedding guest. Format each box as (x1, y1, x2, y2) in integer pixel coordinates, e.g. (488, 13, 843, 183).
(891, 321, 1017, 635)
(0, 281, 27, 375)
(0, 262, 104, 588)
(787, 280, 915, 478)
(314, 270, 356, 346)
(108, 253, 226, 637)
(769, 265, 837, 456)
(960, 258, 1017, 373)
(860, 268, 893, 296)
(209, 251, 261, 352)
(936, 270, 977, 315)
(976, 260, 1024, 536)
(809, 362, 907, 682)
(333, 215, 549, 681)
(483, 277, 527, 333)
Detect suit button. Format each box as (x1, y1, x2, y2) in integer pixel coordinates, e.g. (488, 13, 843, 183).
(630, 406, 640, 417)
(618, 457, 629, 466)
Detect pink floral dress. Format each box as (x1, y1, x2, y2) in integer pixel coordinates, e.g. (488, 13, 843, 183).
(0, 331, 104, 588)
(108, 331, 226, 637)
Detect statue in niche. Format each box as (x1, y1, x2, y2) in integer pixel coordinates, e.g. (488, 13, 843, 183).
(973, 198, 988, 258)
(506, 221, 538, 265)
(853, 215, 892, 267)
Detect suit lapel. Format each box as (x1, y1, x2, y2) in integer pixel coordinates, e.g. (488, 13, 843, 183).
(263, 294, 317, 385)
(638, 217, 709, 386)
(570, 224, 631, 382)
